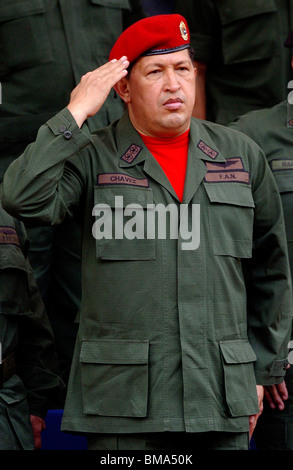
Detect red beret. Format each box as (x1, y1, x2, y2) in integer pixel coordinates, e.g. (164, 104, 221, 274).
(109, 14, 190, 64)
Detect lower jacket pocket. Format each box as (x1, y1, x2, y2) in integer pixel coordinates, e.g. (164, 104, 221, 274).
(220, 340, 259, 417)
(80, 339, 149, 417)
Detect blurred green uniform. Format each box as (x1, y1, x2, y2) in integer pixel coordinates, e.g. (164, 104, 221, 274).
(0, 198, 62, 450)
(173, 0, 293, 124)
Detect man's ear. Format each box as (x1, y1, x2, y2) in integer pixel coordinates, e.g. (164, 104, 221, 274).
(114, 77, 131, 104)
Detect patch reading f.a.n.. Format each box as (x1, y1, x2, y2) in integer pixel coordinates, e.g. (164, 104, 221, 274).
(97, 173, 149, 187)
(0, 226, 20, 246)
(204, 157, 249, 184)
(205, 171, 250, 183)
(271, 159, 293, 171)
(197, 140, 219, 159)
(120, 144, 143, 164)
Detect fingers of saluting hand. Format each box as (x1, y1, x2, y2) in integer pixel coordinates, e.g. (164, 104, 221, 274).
(81, 56, 129, 88)
(67, 56, 129, 127)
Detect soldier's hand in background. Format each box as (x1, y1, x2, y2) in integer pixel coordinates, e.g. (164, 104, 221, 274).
(30, 415, 46, 449)
(67, 56, 129, 128)
(264, 380, 289, 411)
(249, 385, 264, 438)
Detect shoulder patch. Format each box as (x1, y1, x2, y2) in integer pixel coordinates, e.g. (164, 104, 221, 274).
(0, 226, 20, 246)
(120, 144, 143, 164)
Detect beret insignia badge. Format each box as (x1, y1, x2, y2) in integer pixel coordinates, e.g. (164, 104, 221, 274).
(180, 21, 188, 41)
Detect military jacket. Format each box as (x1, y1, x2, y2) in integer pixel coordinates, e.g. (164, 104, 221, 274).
(0, 200, 62, 449)
(229, 100, 293, 449)
(1, 108, 292, 434)
(0, 0, 144, 179)
(173, 0, 293, 125)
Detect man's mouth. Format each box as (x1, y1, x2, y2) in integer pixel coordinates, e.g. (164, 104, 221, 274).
(163, 98, 183, 110)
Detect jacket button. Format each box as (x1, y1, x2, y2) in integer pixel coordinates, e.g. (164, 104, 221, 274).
(63, 130, 72, 140)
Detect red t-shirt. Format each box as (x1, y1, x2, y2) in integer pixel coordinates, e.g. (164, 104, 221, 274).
(139, 130, 189, 202)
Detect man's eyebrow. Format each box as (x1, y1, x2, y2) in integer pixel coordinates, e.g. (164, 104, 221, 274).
(144, 60, 191, 70)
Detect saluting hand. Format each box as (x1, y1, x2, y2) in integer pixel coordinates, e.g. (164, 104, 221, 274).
(67, 56, 129, 128)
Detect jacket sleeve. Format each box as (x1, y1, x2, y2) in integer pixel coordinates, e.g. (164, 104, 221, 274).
(11, 220, 64, 418)
(245, 147, 293, 385)
(1, 107, 92, 226)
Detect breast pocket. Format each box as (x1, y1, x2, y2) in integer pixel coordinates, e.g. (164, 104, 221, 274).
(0, 0, 52, 78)
(93, 186, 156, 261)
(218, 0, 277, 65)
(204, 183, 255, 258)
(80, 339, 149, 417)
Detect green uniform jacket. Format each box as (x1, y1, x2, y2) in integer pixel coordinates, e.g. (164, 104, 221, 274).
(1, 108, 292, 434)
(173, 0, 293, 125)
(0, 199, 63, 449)
(229, 100, 293, 448)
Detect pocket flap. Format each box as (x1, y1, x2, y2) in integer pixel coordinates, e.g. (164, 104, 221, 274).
(80, 339, 149, 364)
(220, 340, 256, 364)
(0, 246, 28, 272)
(0, 0, 45, 23)
(90, 0, 130, 9)
(218, 0, 276, 25)
(94, 186, 153, 208)
(204, 183, 255, 208)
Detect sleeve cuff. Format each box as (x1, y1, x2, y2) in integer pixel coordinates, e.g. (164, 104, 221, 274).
(269, 358, 289, 377)
(46, 107, 93, 151)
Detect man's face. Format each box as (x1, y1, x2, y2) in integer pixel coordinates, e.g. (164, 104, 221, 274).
(120, 49, 196, 138)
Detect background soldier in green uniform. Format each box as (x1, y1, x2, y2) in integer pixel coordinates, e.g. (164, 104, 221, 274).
(0, 198, 63, 450)
(228, 32, 293, 450)
(1, 15, 292, 450)
(173, 0, 293, 124)
(0, 0, 145, 400)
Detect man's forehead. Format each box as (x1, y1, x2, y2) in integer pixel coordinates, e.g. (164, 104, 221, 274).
(135, 49, 192, 69)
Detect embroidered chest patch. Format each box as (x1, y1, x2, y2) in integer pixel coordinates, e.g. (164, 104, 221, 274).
(0, 226, 20, 246)
(120, 144, 143, 164)
(197, 140, 219, 159)
(204, 157, 250, 184)
(271, 159, 293, 171)
(97, 173, 149, 188)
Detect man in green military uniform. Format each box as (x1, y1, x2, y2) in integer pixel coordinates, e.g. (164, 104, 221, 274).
(173, 0, 293, 124)
(0, 198, 63, 450)
(228, 32, 293, 450)
(1, 15, 292, 450)
(0, 0, 145, 396)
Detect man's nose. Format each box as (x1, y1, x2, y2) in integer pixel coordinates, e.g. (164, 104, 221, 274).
(164, 69, 180, 92)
